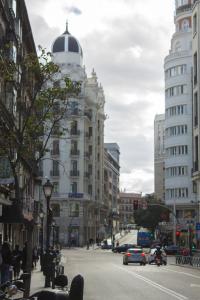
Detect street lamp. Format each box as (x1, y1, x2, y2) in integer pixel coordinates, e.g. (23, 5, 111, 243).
(43, 179, 53, 252)
(43, 179, 54, 288)
(52, 220, 56, 247)
(39, 212, 44, 253)
(39, 211, 44, 271)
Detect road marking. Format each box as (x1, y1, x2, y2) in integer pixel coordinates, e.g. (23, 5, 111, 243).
(165, 267, 200, 280)
(115, 265, 188, 300)
(190, 284, 200, 288)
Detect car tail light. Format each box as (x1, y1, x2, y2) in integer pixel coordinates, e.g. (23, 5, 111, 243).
(126, 253, 131, 257)
(141, 253, 145, 257)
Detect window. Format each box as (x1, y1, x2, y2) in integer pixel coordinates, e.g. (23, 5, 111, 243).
(71, 182, 77, 193)
(182, 19, 189, 31)
(51, 204, 60, 217)
(69, 203, 79, 217)
(194, 92, 198, 127)
(193, 13, 197, 35)
(194, 52, 197, 85)
(53, 182, 59, 194)
(52, 140, 59, 155)
(166, 188, 188, 200)
(72, 160, 78, 171)
(0, 157, 11, 178)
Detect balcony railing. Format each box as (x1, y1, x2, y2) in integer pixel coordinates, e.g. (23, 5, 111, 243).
(176, 4, 192, 15)
(84, 172, 90, 178)
(50, 170, 60, 177)
(70, 129, 80, 136)
(70, 149, 80, 156)
(70, 170, 80, 177)
(50, 149, 60, 156)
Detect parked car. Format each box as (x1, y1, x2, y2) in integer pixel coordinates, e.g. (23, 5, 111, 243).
(101, 244, 112, 250)
(123, 248, 146, 265)
(148, 248, 167, 265)
(112, 243, 140, 253)
(164, 245, 180, 255)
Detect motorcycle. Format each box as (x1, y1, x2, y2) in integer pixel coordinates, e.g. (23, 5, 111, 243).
(155, 255, 162, 266)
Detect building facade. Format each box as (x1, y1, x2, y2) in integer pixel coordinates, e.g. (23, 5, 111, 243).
(42, 24, 105, 247)
(164, 0, 196, 244)
(0, 0, 40, 248)
(192, 0, 200, 237)
(119, 192, 142, 229)
(104, 143, 120, 239)
(154, 114, 165, 202)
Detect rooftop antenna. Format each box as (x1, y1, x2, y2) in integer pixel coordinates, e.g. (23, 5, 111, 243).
(64, 20, 69, 34)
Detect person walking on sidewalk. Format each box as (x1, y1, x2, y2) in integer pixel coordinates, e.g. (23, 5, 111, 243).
(32, 247, 39, 269)
(1, 242, 12, 283)
(12, 245, 22, 279)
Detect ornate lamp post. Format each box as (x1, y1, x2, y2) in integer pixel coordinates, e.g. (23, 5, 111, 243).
(42, 179, 54, 288)
(43, 179, 53, 252)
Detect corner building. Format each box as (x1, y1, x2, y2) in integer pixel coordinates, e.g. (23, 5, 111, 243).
(42, 25, 105, 247)
(164, 0, 196, 239)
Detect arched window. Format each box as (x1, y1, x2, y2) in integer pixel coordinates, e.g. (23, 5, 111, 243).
(182, 19, 189, 31)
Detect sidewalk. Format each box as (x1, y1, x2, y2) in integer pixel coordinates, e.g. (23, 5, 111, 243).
(30, 264, 45, 293)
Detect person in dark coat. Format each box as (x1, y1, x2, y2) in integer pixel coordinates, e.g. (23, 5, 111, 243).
(21, 242, 27, 273)
(1, 242, 12, 283)
(12, 245, 22, 279)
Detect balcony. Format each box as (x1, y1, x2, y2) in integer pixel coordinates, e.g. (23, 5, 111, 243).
(70, 170, 80, 177)
(84, 111, 92, 121)
(84, 152, 91, 159)
(50, 149, 60, 156)
(50, 170, 60, 177)
(70, 129, 80, 136)
(70, 149, 80, 156)
(176, 4, 192, 15)
(84, 172, 90, 178)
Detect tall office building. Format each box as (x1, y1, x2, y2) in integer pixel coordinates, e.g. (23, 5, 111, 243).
(41, 24, 105, 246)
(154, 114, 165, 202)
(164, 0, 196, 239)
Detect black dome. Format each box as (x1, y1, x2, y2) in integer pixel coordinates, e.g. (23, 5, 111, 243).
(52, 33, 82, 56)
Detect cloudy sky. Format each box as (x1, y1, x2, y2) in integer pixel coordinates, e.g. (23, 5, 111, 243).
(25, 0, 175, 194)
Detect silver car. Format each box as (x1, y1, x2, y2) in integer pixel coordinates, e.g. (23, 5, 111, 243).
(123, 248, 146, 265)
(148, 248, 167, 265)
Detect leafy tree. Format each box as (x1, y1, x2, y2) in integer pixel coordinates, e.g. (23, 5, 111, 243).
(0, 45, 80, 296)
(134, 194, 169, 231)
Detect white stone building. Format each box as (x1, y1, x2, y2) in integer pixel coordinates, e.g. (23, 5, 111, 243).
(192, 0, 200, 228)
(164, 0, 196, 235)
(41, 24, 105, 247)
(154, 114, 165, 202)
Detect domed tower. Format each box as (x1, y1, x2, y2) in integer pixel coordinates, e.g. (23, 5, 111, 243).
(52, 22, 83, 66)
(164, 0, 196, 243)
(42, 23, 106, 247)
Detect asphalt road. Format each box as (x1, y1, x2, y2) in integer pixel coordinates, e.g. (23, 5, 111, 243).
(62, 248, 200, 300)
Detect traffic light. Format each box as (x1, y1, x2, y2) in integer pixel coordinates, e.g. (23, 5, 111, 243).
(176, 231, 181, 237)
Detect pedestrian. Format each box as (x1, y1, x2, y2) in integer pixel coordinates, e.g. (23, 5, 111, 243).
(21, 242, 27, 273)
(116, 240, 119, 247)
(12, 245, 22, 279)
(32, 246, 38, 269)
(1, 241, 12, 283)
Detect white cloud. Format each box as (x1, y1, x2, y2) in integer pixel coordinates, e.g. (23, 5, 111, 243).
(25, 0, 175, 193)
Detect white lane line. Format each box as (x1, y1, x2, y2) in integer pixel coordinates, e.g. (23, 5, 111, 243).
(165, 268, 200, 280)
(115, 265, 188, 300)
(190, 284, 200, 288)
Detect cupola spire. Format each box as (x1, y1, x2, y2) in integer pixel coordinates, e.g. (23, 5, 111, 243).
(63, 20, 70, 34)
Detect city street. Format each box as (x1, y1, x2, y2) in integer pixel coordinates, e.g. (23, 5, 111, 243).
(60, 248, 200, 300)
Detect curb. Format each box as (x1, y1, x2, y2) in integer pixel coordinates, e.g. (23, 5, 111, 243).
(170, 263, 200, 271)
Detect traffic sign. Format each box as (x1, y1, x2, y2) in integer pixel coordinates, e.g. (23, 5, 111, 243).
(196, 223, 200, 230)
